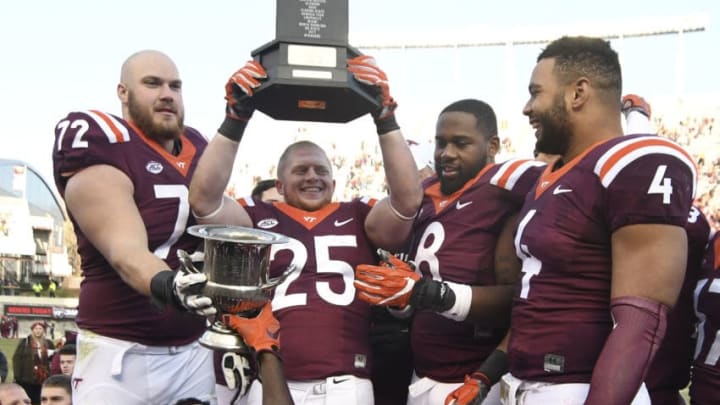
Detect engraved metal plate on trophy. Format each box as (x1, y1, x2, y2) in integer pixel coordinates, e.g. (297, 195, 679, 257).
(181, 225, 293, 352)
(250, 0, 380, 123)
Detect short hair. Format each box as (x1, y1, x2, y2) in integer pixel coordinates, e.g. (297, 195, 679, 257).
(58, 344, 76, 357)
(0, 382, 26, 393)
(251, 179, 277, 199)
(440, 99, 498, 139)
(42, 374, 71, 394)
(276, 141, 330, 178)
(538, 36, 622, 101)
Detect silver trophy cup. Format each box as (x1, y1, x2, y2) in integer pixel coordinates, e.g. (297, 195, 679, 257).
(179, 225, 293, 352)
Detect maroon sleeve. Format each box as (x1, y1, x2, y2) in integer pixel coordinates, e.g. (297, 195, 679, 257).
(585, 296, 668, 404)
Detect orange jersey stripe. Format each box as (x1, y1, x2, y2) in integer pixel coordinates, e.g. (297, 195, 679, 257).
(89, 109, 127, 143)
(494, 159, 527, 189)
(597, 137, 695, 183)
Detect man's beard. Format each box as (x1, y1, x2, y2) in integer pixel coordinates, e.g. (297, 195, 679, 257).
(437, 150, 487, 195)
(128, 92, 184, 142)
(535, 94, 571, 156)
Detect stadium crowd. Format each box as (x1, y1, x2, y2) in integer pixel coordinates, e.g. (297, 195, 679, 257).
(655, 114, 719, 230)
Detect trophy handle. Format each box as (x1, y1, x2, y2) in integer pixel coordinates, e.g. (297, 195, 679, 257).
(177, 249, 201, 274)
(261, 264, 297, 289)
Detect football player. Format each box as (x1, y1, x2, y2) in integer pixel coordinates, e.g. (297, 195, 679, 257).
(52, 50, 219, 404)
(354, 98, 545, 405)
(504, 36, 695, 404)
(690, 231, 720, 404)
(447, 94, 712, 405)
(189, 56, 423, 404)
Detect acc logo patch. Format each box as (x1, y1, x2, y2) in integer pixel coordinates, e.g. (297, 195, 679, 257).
(257, 218, 279, 229)
(145, 161, 164, 174)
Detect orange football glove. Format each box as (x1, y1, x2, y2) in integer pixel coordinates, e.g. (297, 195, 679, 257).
(354, 250, 420, 308)
(220, 60, 267, 140)
(621, 94, 651, 118)
(445, 372, 490, 405)
(347, 55, 396, 119)
(222, 302, 280, 354)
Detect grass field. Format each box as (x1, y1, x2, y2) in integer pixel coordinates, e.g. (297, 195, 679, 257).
(0, 338, 21, 382)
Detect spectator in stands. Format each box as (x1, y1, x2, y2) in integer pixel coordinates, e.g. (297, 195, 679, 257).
(10, 317, 18, 339)
(0, 316, 11, 338)
(47, 280, 57, 298)
(58, 345, 75, 377)
(0, 383, 31, 405)
(251, 179, 284, 203)
(49, 333, 76, 376)
(13, 322, 54, 404)
(0, 349, 7, 383)
(40, 374, 71, 405)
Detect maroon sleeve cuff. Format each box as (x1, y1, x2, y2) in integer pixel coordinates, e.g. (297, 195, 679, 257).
(585, 296, 668, 405)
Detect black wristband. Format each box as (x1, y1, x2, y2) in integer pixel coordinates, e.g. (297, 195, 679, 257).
(218, 117, 249, 142)
(410, 278, 456, 312)
(476, 349, 509, 385)
(149, 270, 180, 310)
(374, 114, 400, 136)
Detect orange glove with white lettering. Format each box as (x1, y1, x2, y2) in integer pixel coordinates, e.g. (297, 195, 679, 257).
(354, 250, 420, 308)
(222, 302, 280, 355)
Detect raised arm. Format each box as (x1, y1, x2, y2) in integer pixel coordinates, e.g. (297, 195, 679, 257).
(347, 55, 423, 251)
(189, 62, 264, 227)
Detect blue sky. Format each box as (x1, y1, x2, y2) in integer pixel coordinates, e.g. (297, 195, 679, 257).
(1, 0, 717, 192)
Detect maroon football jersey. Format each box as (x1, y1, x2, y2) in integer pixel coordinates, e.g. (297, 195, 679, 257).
(646, 206, 711, 404)
(404, 159, 544, 382)
(509, 135, 696, 383)
(239, 197, 378, 380)
(690, 232, 720, 404)
(53, 110, 207, 346)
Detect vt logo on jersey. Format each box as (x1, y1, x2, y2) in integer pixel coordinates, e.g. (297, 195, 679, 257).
(145, 161, 163, 174)
(303, 216, 317, 223)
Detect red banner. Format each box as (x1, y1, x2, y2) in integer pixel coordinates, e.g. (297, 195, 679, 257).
(3, 305, 76, 319)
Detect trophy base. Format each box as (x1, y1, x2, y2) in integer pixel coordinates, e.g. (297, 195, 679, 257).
(198, 321, 251, 353)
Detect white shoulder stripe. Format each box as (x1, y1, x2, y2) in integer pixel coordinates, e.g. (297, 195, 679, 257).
(490, 159, 545, 191)
(594, 136, 656, 171)
(240, 196, 256, 207)
(594, 144, 697, 197)
(84, 110, 130, 143)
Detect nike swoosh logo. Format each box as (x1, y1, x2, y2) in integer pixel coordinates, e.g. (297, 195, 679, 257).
(334, 218, 354, 227)
(456, 201, 473, 209)
(553, 186, 573, 195)
(332, 377, 350, 384)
